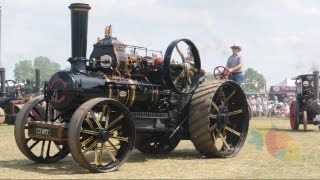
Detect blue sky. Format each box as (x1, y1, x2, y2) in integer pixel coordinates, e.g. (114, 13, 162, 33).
(0, 0, 319, 85)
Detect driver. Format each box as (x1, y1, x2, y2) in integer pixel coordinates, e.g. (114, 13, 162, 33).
(226, 44, 244, 85)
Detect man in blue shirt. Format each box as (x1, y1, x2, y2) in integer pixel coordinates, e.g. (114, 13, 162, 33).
(226, 44, 244, 86)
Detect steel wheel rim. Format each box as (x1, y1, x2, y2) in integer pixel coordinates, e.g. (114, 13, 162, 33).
(72, 99, 135, 172)
(14, 96, 69, 163)
(208, 81, 249, 154)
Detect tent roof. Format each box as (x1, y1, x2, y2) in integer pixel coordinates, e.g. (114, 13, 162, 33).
(273, 78, 296, 87)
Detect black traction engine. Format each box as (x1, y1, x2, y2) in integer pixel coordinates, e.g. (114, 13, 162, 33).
(14, 3, 250, 173)
(290, 71, 320, 131)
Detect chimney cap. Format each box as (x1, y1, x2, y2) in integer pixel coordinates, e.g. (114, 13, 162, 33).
(69, 3, 91, 11)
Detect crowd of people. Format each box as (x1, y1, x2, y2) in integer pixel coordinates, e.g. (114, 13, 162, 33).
(225, 43, 296, 118)
(247, 95, 295, 118)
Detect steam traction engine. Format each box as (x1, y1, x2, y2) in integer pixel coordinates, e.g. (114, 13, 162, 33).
(0, 68, 41, 124)
(14, 3, 250, 173)
(290, 71, 320, 131)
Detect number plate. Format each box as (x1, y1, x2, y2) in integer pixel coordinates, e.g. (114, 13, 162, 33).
(35, 128, 51, 136)
(28, 122, 68, 141)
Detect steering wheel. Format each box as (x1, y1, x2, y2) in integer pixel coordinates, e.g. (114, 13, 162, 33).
(5, 80, 21, 99)
(5, 80, 19, 89)
(163, 39, 201, 95)
(213, 66, 232, 80)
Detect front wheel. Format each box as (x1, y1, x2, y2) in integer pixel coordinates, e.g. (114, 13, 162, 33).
(14, 96, 69, 163)
(68, 98, 135, 173)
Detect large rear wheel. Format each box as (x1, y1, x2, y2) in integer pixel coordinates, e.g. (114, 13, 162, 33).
(189, 80, 250, 157)
(289, 101, 300, 130)
(68, 98, 135, 173)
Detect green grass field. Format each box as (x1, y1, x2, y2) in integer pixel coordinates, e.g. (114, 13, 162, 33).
(0, 117, 320, 179)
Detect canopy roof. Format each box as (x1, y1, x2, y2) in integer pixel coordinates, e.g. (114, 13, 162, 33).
(273, 78, 296, 87)
(270, 78, 296, 95)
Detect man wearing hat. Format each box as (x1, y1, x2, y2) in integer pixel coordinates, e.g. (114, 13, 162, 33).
(226, 44, 244, 85)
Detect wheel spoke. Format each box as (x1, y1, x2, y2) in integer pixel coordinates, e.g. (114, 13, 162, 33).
(175, 44, 186, 62)
(187, 77, 192, 85)
(104, 107, 111, 129)
(110, 136, 128, 142)
(90, 110, 102, 129)
(109, 126, 122, 134)
(209, 114, 217, 119)
(83, 140, 99, 154)
(108, 114, 125, 129)
(93, 145, 99, 165)
(81, 130, 99, 136)
(223, 90, 236, 105)
(85, 116, 95, 130)
(107, 141, 119, 151)
(225, 126, 241, 136)
(173, 70, 185, 85)
(29, 140, 40, 150)
(81, 136, 94, 147)
(53, 113, 62, 122)
(211, 101, 220, 112)
(218, 133, 230, 150)
(228, 109, 243, 116)
(46, 141, 51, 157)
(99, 143, 104, 165)
(209, 123, 217, 132)
(40, 141, 45, 157)
(99, 105, 107, 123)
(104, 145, 117, 162)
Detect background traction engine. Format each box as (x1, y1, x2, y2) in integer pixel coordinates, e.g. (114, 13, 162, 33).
(290, 71, 320, 131)
(0, 68, 41, 125)
(14, 3, 250, 173)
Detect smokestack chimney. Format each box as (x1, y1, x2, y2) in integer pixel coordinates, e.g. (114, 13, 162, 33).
(0, 68, 5, 97)
(35, 69, 40, 92)
(314, 71, 319, 101)
(68, 3, 91, 72)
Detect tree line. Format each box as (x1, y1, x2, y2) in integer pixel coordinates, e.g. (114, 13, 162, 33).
(14, 56, 60, 83)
